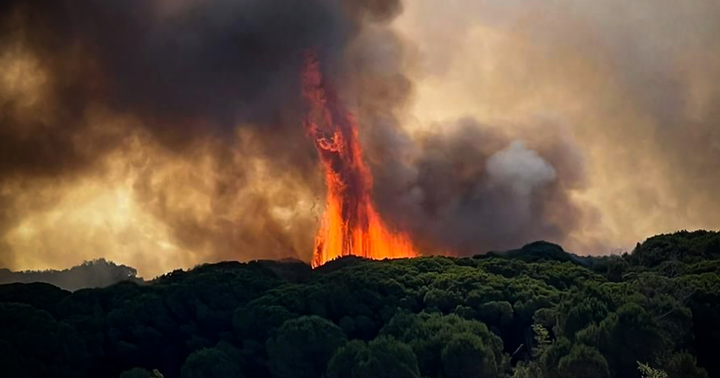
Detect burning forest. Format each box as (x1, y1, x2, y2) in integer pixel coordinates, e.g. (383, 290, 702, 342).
(302, 51, 416, 267)
(1, 0, 718, 277)
(0, 0, 606, 275)
(3, 0, 720, 377)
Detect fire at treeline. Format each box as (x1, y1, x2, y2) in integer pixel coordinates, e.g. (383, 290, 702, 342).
(2, 0, 720, 377)
(9, 0, 720, 277)
(2, 231, 720, 377)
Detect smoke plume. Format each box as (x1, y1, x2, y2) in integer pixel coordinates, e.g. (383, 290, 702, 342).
(0, 0, 406, 275)
(1, 0, 719, 275)
(370, 117, 586, 255)
(394, 0, 720, 254)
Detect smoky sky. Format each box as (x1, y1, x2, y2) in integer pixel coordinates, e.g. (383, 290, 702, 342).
(0, 0, 406, 273)
(369, 116, 586, 256)
(0, 0, 396, 158)
(396, 0, 720, 255)
(2, 0, 719, 275)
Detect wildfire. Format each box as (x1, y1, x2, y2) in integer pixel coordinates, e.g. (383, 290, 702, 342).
(301, 51, 417, 268)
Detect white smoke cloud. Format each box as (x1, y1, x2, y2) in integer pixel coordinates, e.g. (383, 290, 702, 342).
(484, 140, 557, 233)
(486, 140, 557, 198)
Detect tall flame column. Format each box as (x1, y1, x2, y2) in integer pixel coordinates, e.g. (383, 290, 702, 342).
(301, 51, 416, 267)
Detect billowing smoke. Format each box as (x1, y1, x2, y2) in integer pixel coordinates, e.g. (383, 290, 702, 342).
(487, 141, 557, 200)
(2, 0, 718, 275)
(0, 0, 407, 275)
(371, 117, 586, 255)
(395, 0, 720, 254)
(486, 141, 557, 226)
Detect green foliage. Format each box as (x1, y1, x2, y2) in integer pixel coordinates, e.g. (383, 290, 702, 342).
(180, 343, 244, 378)
(550, 294, 610, 340)
(266, 315, 348, 378)
(531, 324, 551, 357)
(477, 300, 514, 326)
(0, 282, 70, 316)
(233, 303, 295, 341)
(577, 304, 672, 377)
(479, 241, 584, 265)
(537, 337, 571, 377)
(557, 344, 610, 378)
(0, 302, 88, 377)
(0, 258, 142, 291)
(629, 230, 720, 268)
(1, 230, 719, 378)
(441, 333, 499, 378)
(663, 352, 708, 378)
(605, 256, 629, 282)
(638, 362, 668, 378)
(327, 337, 420, 378)
(382, 312, 507, 378)
(424, 288, 463, 313)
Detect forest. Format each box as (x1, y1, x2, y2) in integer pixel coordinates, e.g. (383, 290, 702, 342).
(1, 230, 719, 378)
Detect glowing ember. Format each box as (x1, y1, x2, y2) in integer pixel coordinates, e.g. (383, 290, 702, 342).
(301, 51, 417, 268)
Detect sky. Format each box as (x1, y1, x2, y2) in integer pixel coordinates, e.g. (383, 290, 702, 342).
(1, 0, 719, 278)
(394, 0, 720, 255)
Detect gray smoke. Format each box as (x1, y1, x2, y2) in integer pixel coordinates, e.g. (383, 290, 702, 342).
(390, 0, 720, 255)
(370, 117, 586, 255)
(6, 0, 712, 272)
(0, 0, 408, 273)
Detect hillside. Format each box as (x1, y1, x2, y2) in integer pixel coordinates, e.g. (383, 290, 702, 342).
(1, 230, 719, 378)
(0, 259, 143, 291)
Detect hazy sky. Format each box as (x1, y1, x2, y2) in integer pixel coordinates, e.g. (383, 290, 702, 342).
(1, 0, 719, 277)
(395, 0, 720, 255)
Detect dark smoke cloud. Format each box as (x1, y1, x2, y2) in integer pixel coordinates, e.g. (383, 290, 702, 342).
(334, 14, 588, 256)
(1, 0, 392, 156)
(0, 0, 405, 275)
(394, 0, 720, 254)
(370, 117, 587, 255)
(7, 0, 714, 273)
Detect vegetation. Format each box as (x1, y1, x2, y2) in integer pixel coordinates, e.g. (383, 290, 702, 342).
(1, 230, 719, 378)
(0, 258, 142, 291)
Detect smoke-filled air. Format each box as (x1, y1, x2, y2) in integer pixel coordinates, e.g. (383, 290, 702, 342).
(1, 0, 720, 277)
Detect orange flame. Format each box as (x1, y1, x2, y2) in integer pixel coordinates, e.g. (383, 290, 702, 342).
(302, 51, 417, 268)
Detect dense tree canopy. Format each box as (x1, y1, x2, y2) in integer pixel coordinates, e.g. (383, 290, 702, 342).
(1, 230, 719, 377)
(327, 337, 421, 378)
